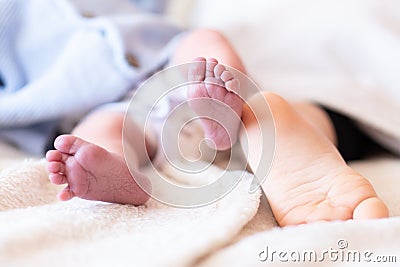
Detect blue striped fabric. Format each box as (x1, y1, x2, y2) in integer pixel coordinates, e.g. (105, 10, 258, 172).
(0, 0, 24, 93)
(0, 0, 183, 155)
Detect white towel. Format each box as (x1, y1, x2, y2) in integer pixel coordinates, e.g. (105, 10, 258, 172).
(0, 156, 261, 267)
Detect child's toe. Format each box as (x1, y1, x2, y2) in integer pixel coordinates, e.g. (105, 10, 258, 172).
(205, 58, 218, 77)
(57, 186, 74, 201)
(214, 63, 225, 78)
(47, 161, 65, 173)
(220, 70, 234, 82)
(49, 173, 67, 185)
(225, 78, 240, 94)
(188, 58, 206, 82)
(46, 150, 62, 162)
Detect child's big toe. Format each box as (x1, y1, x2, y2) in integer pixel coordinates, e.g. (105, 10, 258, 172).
(46, 150, 62, 162)
(189, 59, 206, 82)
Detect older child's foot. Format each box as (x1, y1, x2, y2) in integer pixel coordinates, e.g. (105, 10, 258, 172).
(46, 135, 150, 205)
(188, 57, 243, 150)
(243, 92, 388, 226)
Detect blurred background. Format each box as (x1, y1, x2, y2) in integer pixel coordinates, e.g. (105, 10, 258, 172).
(46, 0, 400, 127)
(70, 0, 400, 97)
(1, 0, 399, 155)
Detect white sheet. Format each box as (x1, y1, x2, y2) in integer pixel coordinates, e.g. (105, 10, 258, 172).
(198, 157, 400, 266)
(0, 139, 261, 267)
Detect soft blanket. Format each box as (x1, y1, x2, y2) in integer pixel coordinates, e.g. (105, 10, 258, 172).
(1, 137, 399, 267)
(0, 141, 261, 267)
(198, 157, 400, 266)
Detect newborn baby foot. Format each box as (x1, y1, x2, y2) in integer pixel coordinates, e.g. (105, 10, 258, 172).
(243, 92, 388, 226)
(187, 57, 243, 150)
(46, 135, 150, 205)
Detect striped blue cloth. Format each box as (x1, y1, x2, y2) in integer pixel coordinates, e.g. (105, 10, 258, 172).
(0, 0, 182, 155)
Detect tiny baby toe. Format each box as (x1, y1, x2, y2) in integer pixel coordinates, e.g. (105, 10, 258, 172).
(46, 150, 62, 162)
(220, 70, 234, 82)
(54, 135, 75, 154)
(49, 173, 67, 185)
(189, 60, 206, 82)
(206, 59, 218, 77)
(225, 79, 240, 95)
(214, 64, 225, 78)
(207, 57, 218, 63)
(193, 57, 206, 62)
(47, 161, 65, 174)
(57, 186, 74, 201)
(54, 135, 86, 155)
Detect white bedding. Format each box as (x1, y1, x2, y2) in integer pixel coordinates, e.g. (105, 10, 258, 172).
(198, 157, 400, 266)
(1, 139, 399, 267)
(0, 139, 261, 267)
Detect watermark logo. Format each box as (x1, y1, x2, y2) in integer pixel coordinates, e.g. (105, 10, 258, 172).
(122, 62, 275, 207)
(337, 239, 348, 250)
(258, 239, 397, 263)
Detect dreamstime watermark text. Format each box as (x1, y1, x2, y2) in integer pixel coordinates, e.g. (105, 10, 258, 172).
(258, 239, 397, 263)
